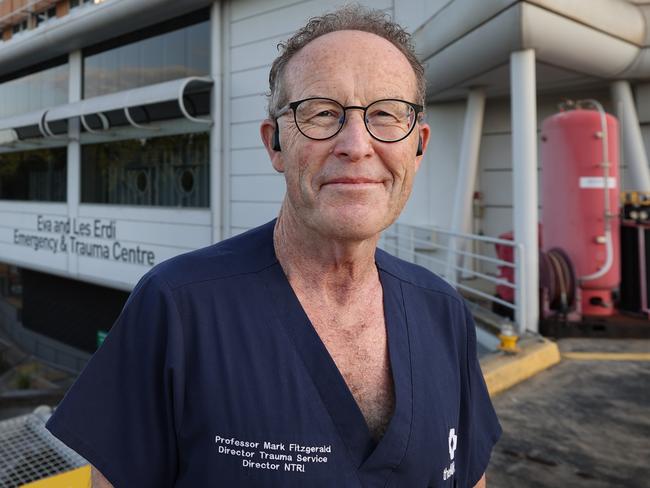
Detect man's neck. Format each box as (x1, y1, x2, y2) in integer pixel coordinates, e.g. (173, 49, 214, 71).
(273, 204, 381, 307)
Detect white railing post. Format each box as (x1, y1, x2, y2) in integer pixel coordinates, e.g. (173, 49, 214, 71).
(515, 242, 526, 335)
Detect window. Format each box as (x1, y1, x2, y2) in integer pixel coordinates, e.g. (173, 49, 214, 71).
(11, 20, 28, 35)
(0, 148, 67, 201)
(81, 132, 209, 207)
(0, 63, 68, 119)
(83, 19, 209, 98)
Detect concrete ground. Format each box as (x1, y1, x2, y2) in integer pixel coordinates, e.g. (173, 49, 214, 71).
(486, 339, 650, 488)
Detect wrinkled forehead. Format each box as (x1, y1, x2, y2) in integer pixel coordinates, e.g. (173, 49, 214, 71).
(283, 30, 419, 102)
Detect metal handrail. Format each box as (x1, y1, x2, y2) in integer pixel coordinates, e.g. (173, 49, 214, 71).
(407, 236, 517, 269)
(380, 221, 524, 332)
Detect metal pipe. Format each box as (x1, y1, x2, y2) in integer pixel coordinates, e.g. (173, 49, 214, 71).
(611, 81, 650, 191)
(210, 1, 222, 243)
(67, 49, 82, 276)
(576, 99, 615, 282)
(510, 49, 539, 334)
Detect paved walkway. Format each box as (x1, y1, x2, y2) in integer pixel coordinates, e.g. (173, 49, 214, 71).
(486, 339, 650, 488)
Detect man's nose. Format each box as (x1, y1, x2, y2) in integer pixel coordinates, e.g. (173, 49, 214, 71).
(332, 110, 374, 161)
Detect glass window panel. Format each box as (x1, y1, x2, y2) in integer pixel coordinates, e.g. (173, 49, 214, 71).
(52, 64, 69, 106)
(139, 36, 164, 86)
(28, 73, 41, 112)
(117, 42, 139, 92)
(187, 21, 210, 75)
(0, 148, 67, 201)
(83, 55, 100, 99)
(0, 64, 68, 118)
(81, 132, 209, 207)
(163, 29, 185, 81)
(83, 20, 209, 98)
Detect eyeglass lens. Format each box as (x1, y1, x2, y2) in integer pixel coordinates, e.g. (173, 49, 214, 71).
(294, 98, 416, 142)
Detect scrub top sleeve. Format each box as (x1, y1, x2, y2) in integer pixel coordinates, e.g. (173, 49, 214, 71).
(45, 272, 185, 488)
(463, 303, 502, 487)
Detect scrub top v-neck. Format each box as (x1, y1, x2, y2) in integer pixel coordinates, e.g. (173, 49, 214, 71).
(46, 219, 501, 488)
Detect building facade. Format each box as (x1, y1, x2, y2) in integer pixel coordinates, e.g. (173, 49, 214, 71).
(1, 0, 649, 368)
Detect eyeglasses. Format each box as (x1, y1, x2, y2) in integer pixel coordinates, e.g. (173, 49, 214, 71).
(276, 97, 423, 143)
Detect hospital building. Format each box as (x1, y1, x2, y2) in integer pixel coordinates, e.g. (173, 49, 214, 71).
(0, 0, 649, 372)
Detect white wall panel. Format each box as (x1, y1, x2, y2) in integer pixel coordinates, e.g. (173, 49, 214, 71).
(231, 121, 265, 149)
(231, 94, 268, 124)
(231, 67, 269, 97)
(231, 0, 392, 47)
(479, 134, 512, 170)
(394, 0, 451, 33)
(78, 205, 211, 225)
(231, 174, 286, 202)
(231, 0, 305, 22)
(0, 202, 212, 289)
(0, 242, 68, 270)
(116, 221, 211, 248)
(231, 37, 282, 72)
(231, 148, 277, 175)
(400, 100, 466, 228)
(231, 201, 282, 228)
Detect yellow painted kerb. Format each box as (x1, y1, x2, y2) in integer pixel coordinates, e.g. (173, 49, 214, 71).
(562, 352, 650, 361)
(481, 339, 561, 397)
(20, 465, 91, 488)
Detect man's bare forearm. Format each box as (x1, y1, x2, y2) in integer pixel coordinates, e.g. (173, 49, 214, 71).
(91, 466, 114, 488)
(474, 473, 487, 488)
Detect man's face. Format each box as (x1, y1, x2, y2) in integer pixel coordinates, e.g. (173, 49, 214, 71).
(262, 30, 430, 241)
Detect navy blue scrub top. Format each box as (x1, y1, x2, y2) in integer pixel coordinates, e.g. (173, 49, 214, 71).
(46, 220, 501, 488)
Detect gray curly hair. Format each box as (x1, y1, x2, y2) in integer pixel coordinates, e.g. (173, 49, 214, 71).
(266, 5, 425, 119)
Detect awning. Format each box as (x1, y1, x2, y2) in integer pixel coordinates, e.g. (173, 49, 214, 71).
(0, 76, 213, 141)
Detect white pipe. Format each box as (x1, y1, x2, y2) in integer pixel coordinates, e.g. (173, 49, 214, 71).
(611, 81, 650, 191)
(210, 1, 222, 243)
(67, 49, 82, 276)
(576, 99, 614, 282)
(510, 49, 539, 334)
(445, 88, 486, 283)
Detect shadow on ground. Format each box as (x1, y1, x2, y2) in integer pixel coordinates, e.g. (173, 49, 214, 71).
(487, 339, 650, 488)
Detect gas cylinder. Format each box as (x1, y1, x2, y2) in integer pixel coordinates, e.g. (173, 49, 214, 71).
(540, 102, 620, 316)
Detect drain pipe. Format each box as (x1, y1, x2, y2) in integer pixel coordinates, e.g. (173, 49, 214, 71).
(576, 99, 614, 282)
(611, 81, 650, 191)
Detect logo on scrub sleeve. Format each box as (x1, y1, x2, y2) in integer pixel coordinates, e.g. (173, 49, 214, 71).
(443, 428, 457, 481)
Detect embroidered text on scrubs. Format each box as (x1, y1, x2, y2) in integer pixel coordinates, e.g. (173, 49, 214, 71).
(215, 433, 332, 474)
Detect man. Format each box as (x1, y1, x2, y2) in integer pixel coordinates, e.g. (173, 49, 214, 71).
(47, 6, 500, 487)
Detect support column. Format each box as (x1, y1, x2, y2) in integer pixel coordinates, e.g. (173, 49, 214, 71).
(67, 50, 82, 275)
(446, 88, 486, 283)
(510, 49, 539, 334)
(611, 80, 650, 191)
(210, 1, 223, 243)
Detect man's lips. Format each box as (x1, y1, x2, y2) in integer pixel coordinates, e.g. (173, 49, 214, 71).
(322, 177, 383, 186)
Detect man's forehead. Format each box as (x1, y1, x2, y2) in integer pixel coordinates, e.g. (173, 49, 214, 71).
(283, 30, 417, 100)
(289, 30, 407, 67)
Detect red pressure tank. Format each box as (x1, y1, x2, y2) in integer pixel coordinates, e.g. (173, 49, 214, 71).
(540, 104, 620, 316)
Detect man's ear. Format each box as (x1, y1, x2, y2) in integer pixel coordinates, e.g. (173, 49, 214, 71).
(260, 119, 285, 173)
(415, 122, 431, 171)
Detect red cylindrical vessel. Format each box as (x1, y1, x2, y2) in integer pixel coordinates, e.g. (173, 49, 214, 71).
(541, 108, 620, 316)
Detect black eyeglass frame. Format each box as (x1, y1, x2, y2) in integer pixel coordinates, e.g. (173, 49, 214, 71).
(275, 97, 424, 143)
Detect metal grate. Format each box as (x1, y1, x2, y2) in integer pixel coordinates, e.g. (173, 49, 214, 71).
(0, 407, 87, 487)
